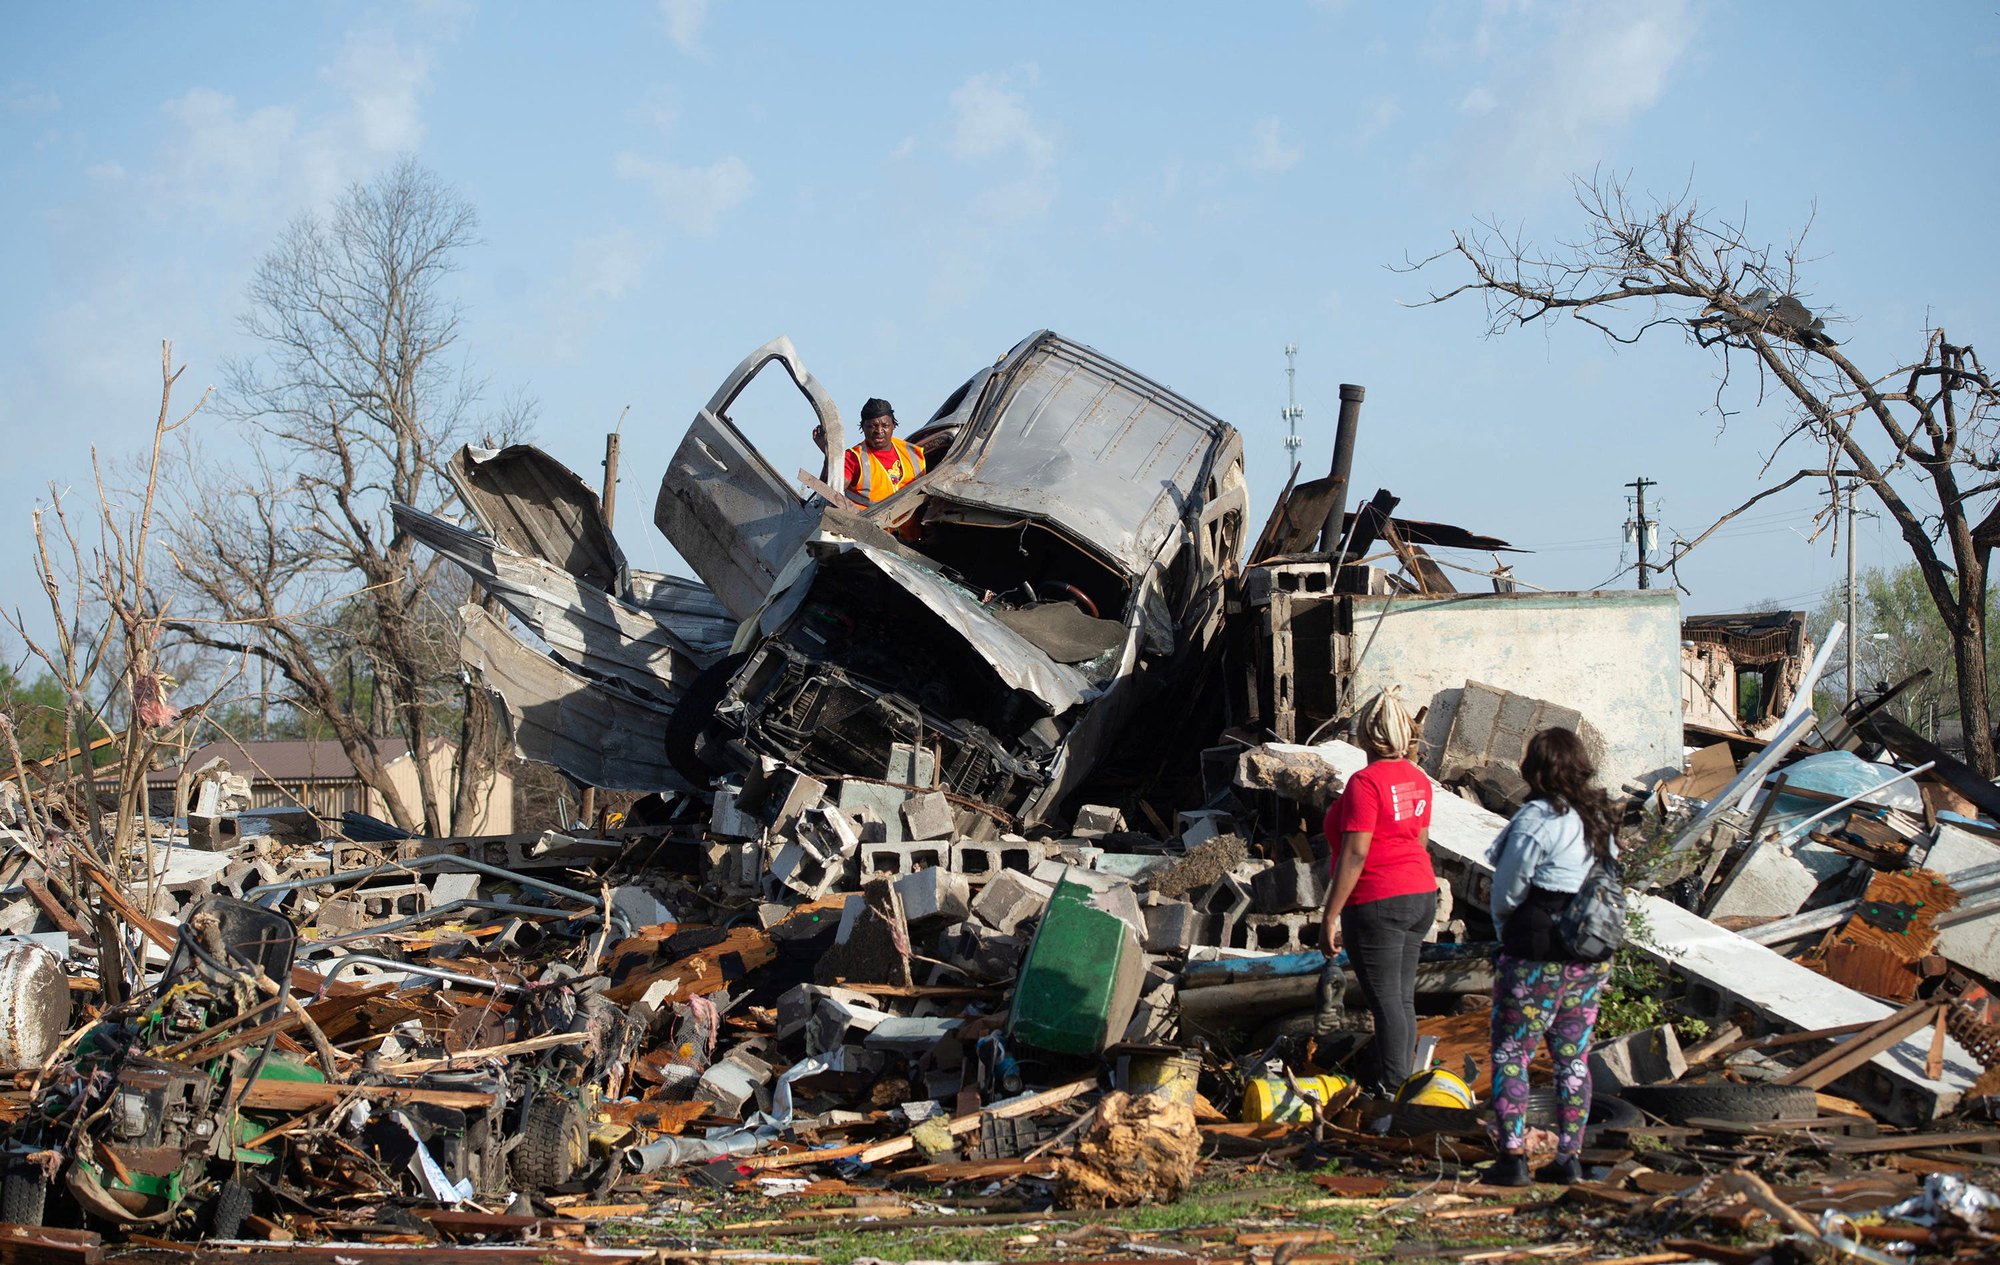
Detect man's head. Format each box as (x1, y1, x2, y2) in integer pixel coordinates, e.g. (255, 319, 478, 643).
(860, 397, 896, 449)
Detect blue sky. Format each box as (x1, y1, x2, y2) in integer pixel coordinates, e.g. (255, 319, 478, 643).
(3, 1, 1997, 664)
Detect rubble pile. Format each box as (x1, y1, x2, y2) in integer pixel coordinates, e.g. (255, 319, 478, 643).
(0, 331, 1996, 1261)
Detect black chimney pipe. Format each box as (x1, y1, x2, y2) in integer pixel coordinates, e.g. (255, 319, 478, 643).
(1317, 383, 1366, 552)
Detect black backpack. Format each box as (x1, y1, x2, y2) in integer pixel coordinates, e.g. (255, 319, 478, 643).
(1555, 855, 1626, 963)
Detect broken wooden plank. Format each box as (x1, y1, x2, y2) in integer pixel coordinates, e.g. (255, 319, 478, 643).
(236, 1080, 496, 1111)
(1864, 711, 2000, 820)
(1777, 999, 1941, 1089)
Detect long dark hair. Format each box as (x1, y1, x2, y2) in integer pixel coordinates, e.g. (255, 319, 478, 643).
(1520, 727, 1617, 858)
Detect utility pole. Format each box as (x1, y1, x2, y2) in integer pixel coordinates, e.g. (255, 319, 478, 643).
(579, 417, 627, 834)
(1624, 477, 1657, 589)
(1280, 344, 1304, 478)
(1845, 479, 1858, 705)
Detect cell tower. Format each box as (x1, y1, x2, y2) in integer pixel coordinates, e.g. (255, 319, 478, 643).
(1281, 343, 1304, 476)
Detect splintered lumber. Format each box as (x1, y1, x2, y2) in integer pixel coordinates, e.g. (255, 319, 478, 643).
(236, 1079, 496, 1111)
(1778, 999, 1942, 1089)
(606, 925, 775, 1005)
(0, 1224, 102, 1265)
(739, 1077, 1095, 1170)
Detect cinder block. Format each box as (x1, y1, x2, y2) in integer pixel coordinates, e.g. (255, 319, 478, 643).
(895, 866, 972, 927)
(839, 781, 909, 844)
(965, 925, 1028, 980)
(1073, 804, 1125, 838)
(902, 791, 955, 842)
(770, 770, 829, 835)
(1030, 859, 1122, 892)
(888, 743, 937, 788)
(952, 838, 1050, 884)
(1141, 899, 1198, 954)
(1588, 1025, 1687, 1093)
(1251, 860, 1326, 914)
(859, 841, 952, 879)
(968, 869, 1054, 936)
(1123, 982, 1179, 1044)
(316, 882, 429, 931)
(1238, 912, 1317, 954)
(710, 788, 762, 840)
(431, 872, 482, 905)
(706, 840, 760, 893)
(696, 1054, 772, 1118)
(1177, 809, 1232, 847)
(771, 840, 847, 899)
(797, 804, 861, 861)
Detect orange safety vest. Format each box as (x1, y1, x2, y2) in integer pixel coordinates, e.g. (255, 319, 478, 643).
(846, 437, 926, 503)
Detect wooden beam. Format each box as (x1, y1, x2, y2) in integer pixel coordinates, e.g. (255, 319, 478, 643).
(236, 1080, 495, 1112)
(1776, 1000, 1941, 1089)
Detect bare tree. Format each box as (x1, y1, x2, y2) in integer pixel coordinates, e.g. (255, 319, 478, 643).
(164, 158, 531, 832)
(1414, 172, 2000, 774)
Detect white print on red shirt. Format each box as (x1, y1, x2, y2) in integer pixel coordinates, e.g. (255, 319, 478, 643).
(1388, 781, 1428, 822)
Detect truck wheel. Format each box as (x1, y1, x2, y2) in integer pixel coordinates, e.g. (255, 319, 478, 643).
(1, 1163, 46, 1227)
(511, 1094, 589, 1190)
(1619, 1081, 1818, 1124)
(663, 652, 749, 786)
(207, 1179, 252, 1240)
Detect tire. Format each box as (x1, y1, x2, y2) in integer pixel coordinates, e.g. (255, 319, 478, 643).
(207, 1179, 251, 1240)
(2, 1163, 46, 1227)
(511, 1094, 588, 1190)
(1619, 1081, 1819, 1125)
(663, 652, 749, 786)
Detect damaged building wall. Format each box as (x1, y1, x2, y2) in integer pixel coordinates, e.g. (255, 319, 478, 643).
(1343, 589, 1684, 791)
(1681, 611, 1814, 737)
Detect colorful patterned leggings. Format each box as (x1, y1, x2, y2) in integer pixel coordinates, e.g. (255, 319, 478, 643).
(1489, 953, 1611, 1157)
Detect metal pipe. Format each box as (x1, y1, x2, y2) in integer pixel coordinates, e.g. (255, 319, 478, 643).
(308, 899, 569, 946)
(312, 954, 525, 998)
(1317, 383, 1366, 552)
(244, 853, 628, 938)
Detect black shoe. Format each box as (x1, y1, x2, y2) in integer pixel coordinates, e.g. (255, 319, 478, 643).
(1482, 1153, 1531, 1187)
(1534, 1155, 1583, 1185)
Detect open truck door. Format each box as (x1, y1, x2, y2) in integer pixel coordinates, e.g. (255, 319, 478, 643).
(653, 336, 842, 621)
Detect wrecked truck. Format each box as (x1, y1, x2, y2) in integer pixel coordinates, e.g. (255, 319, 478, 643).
(402, 331, 1246, 828)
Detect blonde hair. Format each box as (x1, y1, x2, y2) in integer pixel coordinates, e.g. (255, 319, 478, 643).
(1356, 686, 1416, 759)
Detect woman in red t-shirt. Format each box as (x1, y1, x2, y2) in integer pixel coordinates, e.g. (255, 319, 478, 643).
(1320, 686, 1438, 1094)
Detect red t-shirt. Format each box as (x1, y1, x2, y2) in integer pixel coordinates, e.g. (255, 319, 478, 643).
(1324, 758, 1437, 906)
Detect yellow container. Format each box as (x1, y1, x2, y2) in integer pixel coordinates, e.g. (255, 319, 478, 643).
(1115, 1046, 1202, 1108)
(1396, 1068, 1476, 1109)
(1241, 1073, 1352, 1123)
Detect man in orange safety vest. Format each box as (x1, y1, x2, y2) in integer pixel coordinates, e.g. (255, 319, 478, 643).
(838, 397, 925, 506)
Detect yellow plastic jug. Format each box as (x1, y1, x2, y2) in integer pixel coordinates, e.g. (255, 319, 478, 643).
(1241, 1072, 1353, 1123)
(1396, 1067, 1477, 1109)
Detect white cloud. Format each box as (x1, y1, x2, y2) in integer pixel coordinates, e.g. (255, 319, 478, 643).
(571, 227, 657, 301)
(948, 71, 1053, 170)
(1244, 116, 1302, 173)
(4, 85, 59, 113)
(659, 0, 711, 55)
(322, 28, 431, 152)
(530, 227, 662, 361)
(615, 152, 753, 234)
(1441, 0, 1698, 196)
(944, 70, 1055, 227)
(635, 85, 679, 135)
(1354, 96, 1401, 144)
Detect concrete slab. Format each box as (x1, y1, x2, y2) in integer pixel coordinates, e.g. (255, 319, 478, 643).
(1706, 841, 1822, 922)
